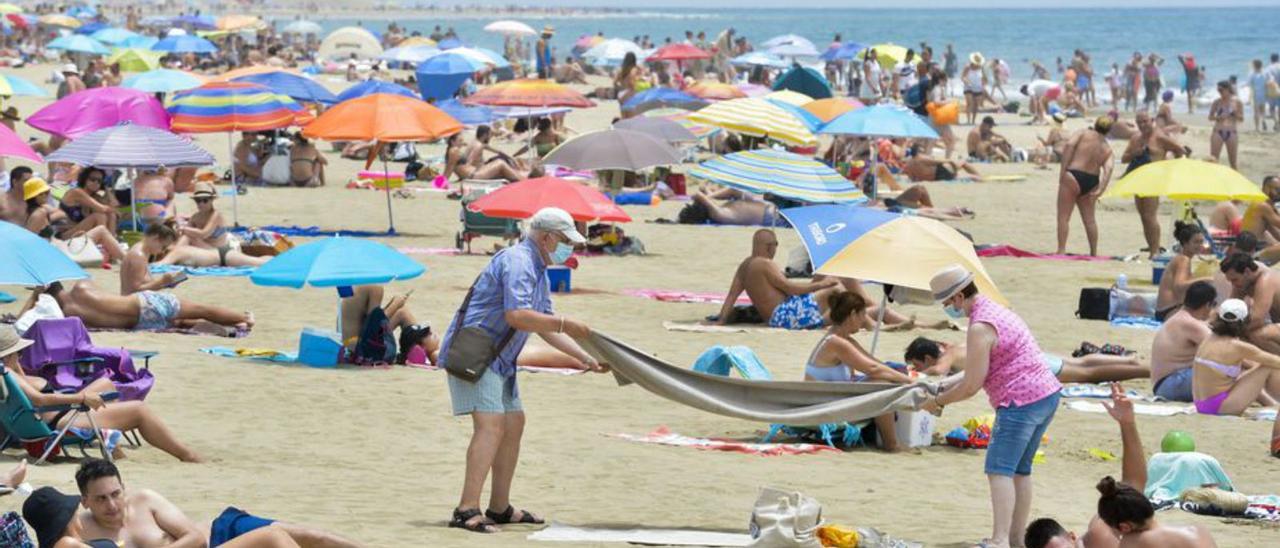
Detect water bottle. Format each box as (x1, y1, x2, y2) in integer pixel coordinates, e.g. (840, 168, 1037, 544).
(1116, 273, 1128, 290)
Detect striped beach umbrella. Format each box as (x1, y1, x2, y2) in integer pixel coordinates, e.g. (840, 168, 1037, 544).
(687, 97, 817, 147)
(0, 74, 45, 96)
(37, 14, 80, 29)
(764, 90, 812, 106)
(232, 71, 337, 105)
(688, 150, 864, 204)
(45, 124, 214, 168)
(463, 79, 594, 108)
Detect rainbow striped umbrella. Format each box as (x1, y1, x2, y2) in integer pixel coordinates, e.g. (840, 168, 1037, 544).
(686, 97, 817, 147)
(688, 150, 864, 204)
(463, 78, 594, 108)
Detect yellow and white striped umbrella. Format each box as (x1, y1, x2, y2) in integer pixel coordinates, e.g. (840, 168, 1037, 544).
(764, 89, 813, 106)
(687, 97, 816, 146)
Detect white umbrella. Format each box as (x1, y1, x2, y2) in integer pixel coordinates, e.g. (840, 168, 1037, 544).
(448, 47, 506, 67)
(378, 45, 440, 64)
(762, 34, 816, 51)
(582, 38, 644, 66)
(282, 20, 322, 35)
(483, 20, 536, 37)
(769, 42, 820, 59)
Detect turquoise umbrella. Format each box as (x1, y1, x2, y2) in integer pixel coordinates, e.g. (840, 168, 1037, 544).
(47, 34, 110, 55)
(90, 27, 139, 45)
(0, 222, 89, 286)
(122, 69, 204, 93)
(819, 104, 939, 200)
(0, 74, 47, 96)
(250, 237, 425, 290)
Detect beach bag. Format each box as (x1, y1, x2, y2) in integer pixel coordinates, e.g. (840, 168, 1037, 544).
(1109, 287, 1156, 320)
(15, 294, 64, 335)
(51, 235, 104, 266)
(926, 100, 958, 125)
(0, 511, 34, 548)
(349, 307, 397, 365)
(240, 232, 293, 257)
(261, 155, 291, 186)
(443, 276, 515, 383)
(1076, 288, 1109, 320)
(1267, 80, 1280, 100)
(748, 487, 823, 548)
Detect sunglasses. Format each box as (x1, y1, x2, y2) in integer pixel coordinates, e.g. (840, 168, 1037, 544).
(193, 197, 213, 203)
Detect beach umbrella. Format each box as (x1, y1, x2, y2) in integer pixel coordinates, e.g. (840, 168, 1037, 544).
(542, 129, 681, 172)
(464, 79, 594, 108)
(764, 90, 813, 106)
(689, 149, 863, 204)
(484, 20, 535, 36)
(0, 220, 88, 287)
(170, 15, 216, 30)
(769, 42, 821, 59)
(66, 5, 96, 19)
(75, 22, 109, 35)
(737, 83, 771, 98)
(622, 86, 707, 114)
(217, 15, 264, 32)
(397, 36, 436, 48)
(435, 99, 497, 126)
(27, 87, 170, 140)
(765, 99, 825, 133)
(821, 41, 868, 62)
(781, 204, 1004, 351)
(167, 82, 315, 223)
(612, 116, 697, 143)
(0, 123, 42, 163)
(574, 35, 605, 51)
(282, 20, 322, 35)
(0, 74, 46, 96)
(802, 97, 864, 123)
(0, 4, 22, 15)
(122, 69, 205, 93)
(378, 45, 440, 64)
(337, 80, 417, 103)
(37, 14, 80, 29)
(731, 52, 788, 69)
(1102, 158, 1266, 202)
(436, 37, 464, 50)
(151, 35, 217, 54)
(861, 44, 908, 68)
(415, 52, 481, 100)
(457, 47, 511, 69)
(119, 35, 158, 49)
(820, 104, 938, 199)
(647, 43, 710, 64)
(319, 26, 382, 60)
(250, 237, 424, 290)
(45, 124, 214, 169)
(761, 34, 815, 51)
(106, 48, 163, 72)
(687, 97, 817, 147)
(233, 71, 338, 105)
(582, 38, 643, 67)
(89, 28, 138, 45)
(645, 109, 722, 140)
(468, 176, 631, 223)
(3, 13, 28, 30)
(213, 66, 293, 82)
(685, 81, 747, 101)
(303, 93, 463, 232)
(47, 34, 109, 55)
(773, 66, 833, 99)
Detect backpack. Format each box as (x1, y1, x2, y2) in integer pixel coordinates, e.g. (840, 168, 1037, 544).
(0, 511, 34, 548)
(349, 307, 397, 365)
(904, 81, 926, 109)
(1076, 288, 1110, 320)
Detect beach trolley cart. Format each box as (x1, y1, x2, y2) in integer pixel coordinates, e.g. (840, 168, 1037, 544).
(456, 180, 521, 252)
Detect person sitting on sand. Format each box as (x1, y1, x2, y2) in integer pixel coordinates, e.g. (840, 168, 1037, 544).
(1240, 176, 1280, 262)
(131, 168, 176, 227)
(901, 149, 984, 182)
(1030, 113, 1068, 168)
(171, 183, 266, 268)
(433, 130, 531, 183)
(1024, 384, 1217, 548)
(1192, 299, 1280, 422)
(513, 118, 566, 160)
(57, 168, 120, 238)
(22, 178, 126, 264)
(22, 459, 359, 548)
(804, 291, 911, 452)
(120, 223, 193, 296)
(903, 337, 1148, 383)
(287, 132, 327, 188)
(1220, 252, 1280, 354)
(1150, 281, 1215, 403)
(0, 165, 34, 226)
(30, 280, 253, 335)
(341, 285, 419, 362)
(1, 326, 203, 462)
(1156, 90, 1187, 134)
(967, 116, 1013, 162)
(553, 56, 588, 84)
(232, 132, 265, 185)
(1155, 222, 1214, 319)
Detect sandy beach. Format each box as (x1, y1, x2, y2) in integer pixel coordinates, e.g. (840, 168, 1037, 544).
(2, 58, 1280, 547)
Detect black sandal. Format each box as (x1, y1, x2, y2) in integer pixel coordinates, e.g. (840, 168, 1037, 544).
(486, 505, 544, 525)
(448, 508, 498, 533)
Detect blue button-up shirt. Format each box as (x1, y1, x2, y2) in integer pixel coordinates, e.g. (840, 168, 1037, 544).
(439, 237, 552, 379)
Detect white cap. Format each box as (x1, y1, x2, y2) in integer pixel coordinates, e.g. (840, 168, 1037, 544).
(1219, 299, 1249, 322)
(529, 207, 585, 244)
(60, 63, 79, 75)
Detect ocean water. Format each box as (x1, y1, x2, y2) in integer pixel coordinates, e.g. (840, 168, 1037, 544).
(313, 7, 1280, 85)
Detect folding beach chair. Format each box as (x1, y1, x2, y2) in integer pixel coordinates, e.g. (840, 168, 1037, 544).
(0, 369, 118, 464)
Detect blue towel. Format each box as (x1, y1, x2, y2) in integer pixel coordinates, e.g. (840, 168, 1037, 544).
(199, 346, 299, 364)
(1111, 316, 1162, 331)
(1145, 452, 1235, 502)
(150, 265, 256, 277)
(1061, 383, 1144, 399)
(0, 291, 14, 304)
(691, 346, 773, 380)
(230, 225, 396, 238)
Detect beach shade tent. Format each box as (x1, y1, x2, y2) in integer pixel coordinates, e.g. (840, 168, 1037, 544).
(820, 41, 868, 62)
(1101, 158, 1266, 202)
(0, 74, 46, 96)
(46, 34, 110, 55)
(731, 51, 788, 69)
(0, 123, 42, 163)
(773, 66, 833, 99)
(89, 28, 138, 46)
(107, 48, 163, 72)
(689, 149, 864, 205)
(318, 26, 383, 61)
(646, 43, 710, 69)
(622, 87, 707, 114)
(336, 79, 418, 103)
(118, 35, 159, 50)
(167, 82, 315, 224)
(415, 52, 483, 101)
(468, 176, 632, 223)
(860, 44, 909, 69)
(483, 20, 536, 36)
(764, 89, 813, 106)
(37, 14, 80, 29)
(780, 204, 1004, 352)
(819, 104, 938, 199)
(434, 99, 497, 127)
(378, 45, 440, 64)
(612, 116, 697, 143)
(685, 81, 747, 102)
(216, 15, 265, 32)
(802, 97, 864, 123)
(281, 20, 322, 35)
(0, 221, 88, 286)
(150, 35, 218, 54)
(542, 129, 681, 172)
(122, 69, 205, 93)
(303, 93, 463, 233)
(582, 38, 644, 67)
(27, 87, 171, 140)
(232, 71, 338, 105)
(687, 97, 817, 147)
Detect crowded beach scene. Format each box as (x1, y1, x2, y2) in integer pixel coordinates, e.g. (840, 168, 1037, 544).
(0, 0, 1279, 546)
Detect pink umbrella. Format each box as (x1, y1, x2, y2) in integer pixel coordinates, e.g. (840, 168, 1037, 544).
(26, 87, 170, 140)
(736, 83, 771, 98)
(0, 124, 41, 163)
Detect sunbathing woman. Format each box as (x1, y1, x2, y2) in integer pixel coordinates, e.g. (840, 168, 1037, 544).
(1191, 299, 1280, 422)
(1155, 221, 1214, 320)
(903, 337, 1149, 383)
(513, 118, 566, 160)
(22, 178, 125, 264)
(288, 132, 327, 187)
(435, 132, 531, 183)
(170, 182, 267, 268)
(33, 280, 253, 335)
(56, 168, 119, 237)
(0, 325, 203, 462)
(804, 291, 912, 452)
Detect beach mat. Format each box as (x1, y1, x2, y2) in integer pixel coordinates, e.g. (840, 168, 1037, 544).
(663, 321, 794, 334)
(1066, 400, 1193, 416)
(1061, 384, 1147, 400)
(976, 244, 1119, 262)
(609, 425, 839, 456)
(626, 289, 751, 305)
(150, 264, 256, 277)
(528, 522, 751, 546)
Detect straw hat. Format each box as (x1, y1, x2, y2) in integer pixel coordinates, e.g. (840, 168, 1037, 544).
(60, 63, 79, 75)
(0, 324, 33, 359)
(192, 181, 217, 199)
(541, 25, 555, 36)
(969, 52, 984, 65)
(930, 265, 975, 302)
(22, 177, 50, 202)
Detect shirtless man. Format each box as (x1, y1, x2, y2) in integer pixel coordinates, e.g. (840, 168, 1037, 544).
(1056, 116, 1114, 256)
(1150, 281, 1214, 402)
(1240, 176, 1280, 262)
(57, 64, 86, 99)
(1220, 252, 1280, 353)
(132, 169, 176, 226)
(23, 459, 359, 548)
(966, 116, 1012, 162)
(0, 165, 33, 225)
(34, 280, 253, 334)
(1024, 385, 1216, 548)
(901, 152, 983, 182)
(1121, 112, 1190, 259)
(677, 191, 784, 226)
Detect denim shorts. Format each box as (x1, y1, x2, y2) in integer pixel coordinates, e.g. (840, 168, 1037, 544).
(1153, 368, 1194, 402)
(985, 392, 1061, 477)
(449, 370, 523, 415)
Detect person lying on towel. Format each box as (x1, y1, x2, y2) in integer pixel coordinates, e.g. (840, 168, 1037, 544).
(27, 281, 252, 335)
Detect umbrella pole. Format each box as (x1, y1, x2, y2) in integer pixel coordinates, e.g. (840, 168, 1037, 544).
(869, 288, 888, 356)
(227, 133, 240, 226)
(383, 151, 396, 234)
(130, 168, 138, 232)
(870, 140, 879, 202)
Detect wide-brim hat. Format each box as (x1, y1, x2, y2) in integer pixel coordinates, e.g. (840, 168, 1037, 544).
(0, 324, 33, 359)
(22, 486, 81, 548)
(930, 265, 975, 302)
(969, 52, 984, 65)
(192, 181, 217, 199)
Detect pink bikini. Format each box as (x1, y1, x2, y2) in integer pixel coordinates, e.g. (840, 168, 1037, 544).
(1192, 356, 1242, 415)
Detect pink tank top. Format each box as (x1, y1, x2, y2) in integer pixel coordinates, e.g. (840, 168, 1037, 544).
(969, 296, 1063, 408)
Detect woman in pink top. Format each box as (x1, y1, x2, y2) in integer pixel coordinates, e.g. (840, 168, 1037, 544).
(921, 265, 1062, 548)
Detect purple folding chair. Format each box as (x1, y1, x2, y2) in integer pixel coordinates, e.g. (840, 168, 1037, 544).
(18, 318, 156, 402)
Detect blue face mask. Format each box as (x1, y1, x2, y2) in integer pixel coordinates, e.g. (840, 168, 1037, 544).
(943, 303, 965, 319)
(550, 242, 574, 265)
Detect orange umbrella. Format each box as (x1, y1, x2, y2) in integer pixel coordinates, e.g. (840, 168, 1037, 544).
(801, 97, 865, 123)
(686, 81, 746, 101)
(463, 78, 594, 108)
(217, 15, 264, 31)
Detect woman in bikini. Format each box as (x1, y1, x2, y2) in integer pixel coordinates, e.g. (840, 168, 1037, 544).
(170, 183, 267, 268)
(58, 167, 119, 238)
(513, 118, 566, 160)
(614, 52, 642, 104)
(435, 132, 530, 183)
(1155, 221, 1214, 321)
(232, 132, 264, 184)
(1191, 299, 1280, 458)
(1208, 80, 1243, 170)
(804, 291, 912, 452)
(22, 178, 125, 264)
(288, 133, 327, 187)
(1155, 90, 1187, 134)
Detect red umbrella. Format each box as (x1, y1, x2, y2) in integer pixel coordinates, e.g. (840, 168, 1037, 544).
(646, 43, 710, 62)
(467, 176, 632, 223)
(5, 14, 28, 30)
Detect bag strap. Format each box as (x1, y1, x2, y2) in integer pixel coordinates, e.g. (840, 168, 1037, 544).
(451, 272, 517, 350)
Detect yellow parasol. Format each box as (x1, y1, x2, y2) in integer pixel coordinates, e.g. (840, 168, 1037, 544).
(1101, 158, 1266, 202)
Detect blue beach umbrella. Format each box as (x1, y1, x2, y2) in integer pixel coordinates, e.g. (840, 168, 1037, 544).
(622, 87, 707, 114)
(0, 74, 47, 97)
(416, 53, 480, 101)
(74, 21, 108, 35)
(337, 79, 418, 103)
(151, 35, 217, 54)
(89, 27, 138, 45)
(688, 149, 865, 204)
(234, 71, 338, 105)
(122, 69, 204, 93)
(820, 42, 868, 62)
(47, 34, 110, 55)
(0, 221, 88, 286)
(435, 99, 497, 126)
(119, 35, 158, 49)
(820, 104, 938, 199)
(250, 237, 425, 289)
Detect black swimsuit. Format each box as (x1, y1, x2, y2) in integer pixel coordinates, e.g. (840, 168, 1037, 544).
(1068, 169, 1100, 194)
(1126, 146, 1153, 175)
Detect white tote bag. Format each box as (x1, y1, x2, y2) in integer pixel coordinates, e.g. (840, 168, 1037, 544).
(261, 154, 292, 186)
(748, 487, 823, 548)
(51, 235, 104, 266)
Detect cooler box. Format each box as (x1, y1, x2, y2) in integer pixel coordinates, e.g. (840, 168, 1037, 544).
(877, 410, 936, 449)
(547, 266, 572, 293)
(1152, 255, 1171, 284)
(297, 327, 342, 368)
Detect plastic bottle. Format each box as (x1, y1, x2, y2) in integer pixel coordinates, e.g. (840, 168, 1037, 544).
(1116, 273, 1128, 289)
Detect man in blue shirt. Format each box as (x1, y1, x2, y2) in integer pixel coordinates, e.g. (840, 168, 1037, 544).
(441, 207, 605, 534)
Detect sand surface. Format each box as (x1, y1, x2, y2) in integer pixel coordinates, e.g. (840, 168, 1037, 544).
(2, 63, 1279, 546)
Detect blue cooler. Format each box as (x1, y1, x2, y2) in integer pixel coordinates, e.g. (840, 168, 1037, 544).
(297, 327, 342, 368)
(1152, 255, 1171, 284)
(547, 266, 572, 293)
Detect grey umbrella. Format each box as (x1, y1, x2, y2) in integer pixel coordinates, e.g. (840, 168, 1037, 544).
(542, 129, 682, 172)
(612, 116, 697, 143)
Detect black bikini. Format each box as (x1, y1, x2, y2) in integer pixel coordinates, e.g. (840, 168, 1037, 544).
(1068, 169, 1100, 194)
